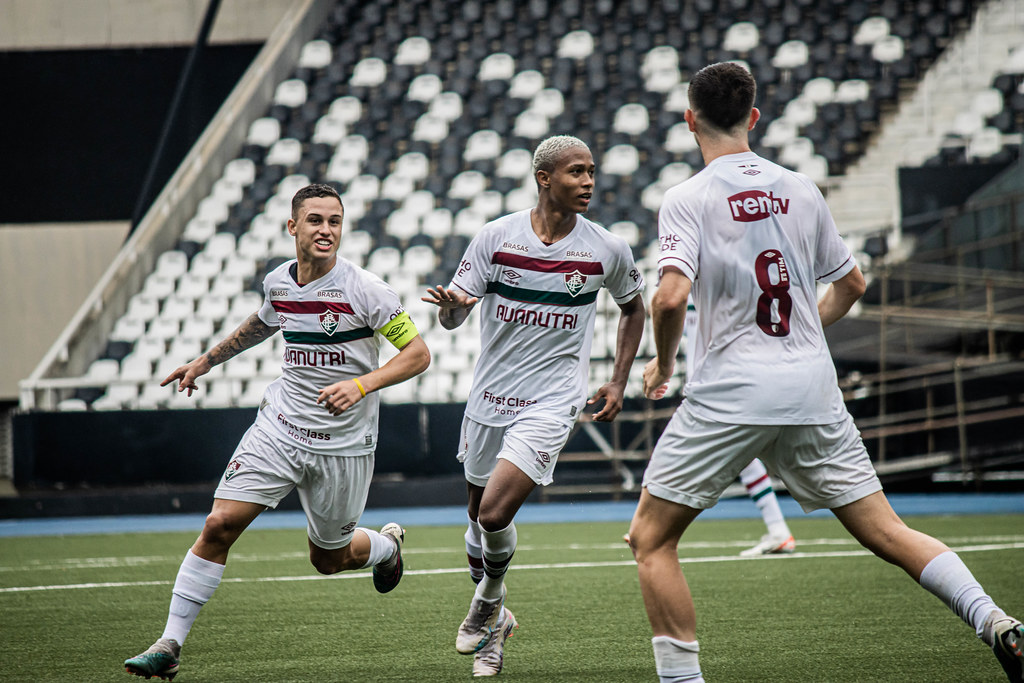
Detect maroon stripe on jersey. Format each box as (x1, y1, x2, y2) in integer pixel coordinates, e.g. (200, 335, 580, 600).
(271, 300, 355, 315)
(491, 251, 605, 275)
(818, 256, 852, 281)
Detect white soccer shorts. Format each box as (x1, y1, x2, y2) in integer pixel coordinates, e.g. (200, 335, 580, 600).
(214, 422, 374, 549)
(457, 414, 574, 487)
(643, 401, 882, 512)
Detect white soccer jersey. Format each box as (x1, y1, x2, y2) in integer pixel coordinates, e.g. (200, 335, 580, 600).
(254, 257, 409, 455)
(451, 209, 644, 426)
(658, 151, 855, 425)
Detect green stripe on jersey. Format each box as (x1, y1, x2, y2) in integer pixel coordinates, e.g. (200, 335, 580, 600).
(485, 281, 598, 306)
(283, 327, 374, 345)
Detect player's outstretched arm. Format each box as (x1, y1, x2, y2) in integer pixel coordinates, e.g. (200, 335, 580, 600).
(590, 293, 646, 422)
(160, 312, 278, 396)
(818, 264, 866, 327)
(643, 268, 691, 400)
(317, 335, 430, 416)
(421, 285, 478, 330)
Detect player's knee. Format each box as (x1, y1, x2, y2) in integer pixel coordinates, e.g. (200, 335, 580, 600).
(477, 507, 514, 532)
(309, 547, 359, 575)
(200, 510, 245, 548)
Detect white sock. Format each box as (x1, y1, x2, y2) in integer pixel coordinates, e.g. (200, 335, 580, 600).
(465, 513, 484, 583)
(162, 550, 225, 645)
(919, 550, 1004, 642)
(740, 459, 789, 538)
(358, 528, 396, 569)
(653, 635, 704, 682)
(476, 521, 517, 602)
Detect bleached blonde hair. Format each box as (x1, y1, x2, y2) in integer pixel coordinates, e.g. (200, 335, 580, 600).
(532, 135, 591, 173)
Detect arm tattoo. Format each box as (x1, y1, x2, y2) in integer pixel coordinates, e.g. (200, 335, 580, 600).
(205, 313, 276, 367)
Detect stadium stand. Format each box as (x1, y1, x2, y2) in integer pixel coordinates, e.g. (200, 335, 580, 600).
(12, 0, 1024, 501)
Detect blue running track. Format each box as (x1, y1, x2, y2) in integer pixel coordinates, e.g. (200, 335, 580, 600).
(1, 493, 1021, 538)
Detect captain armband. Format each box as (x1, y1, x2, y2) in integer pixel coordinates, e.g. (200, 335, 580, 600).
(378, 311, 419, 349)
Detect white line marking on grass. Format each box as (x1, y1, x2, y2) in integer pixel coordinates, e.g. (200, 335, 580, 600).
(3, 541, 1022, 594)
(2, 535, 1024, 573)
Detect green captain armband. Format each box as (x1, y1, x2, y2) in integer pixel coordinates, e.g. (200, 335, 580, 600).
(378, 311, 419, 349)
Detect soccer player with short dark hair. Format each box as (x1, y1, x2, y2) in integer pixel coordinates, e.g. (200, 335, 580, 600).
(628, 62, 1022, 683)
(124, 183, 430, 680)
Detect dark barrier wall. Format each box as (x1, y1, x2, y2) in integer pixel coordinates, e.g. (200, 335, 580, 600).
(0, 45, 260, 223)
(12, 404, 466, 489)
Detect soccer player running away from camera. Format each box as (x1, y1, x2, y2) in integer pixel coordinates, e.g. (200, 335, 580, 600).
(423, 135, 646, 677)
(626, 62, 1024, 683)
(124, 184, 430, 681)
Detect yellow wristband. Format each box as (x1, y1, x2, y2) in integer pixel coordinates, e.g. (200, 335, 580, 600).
(353, 377, 366, 397)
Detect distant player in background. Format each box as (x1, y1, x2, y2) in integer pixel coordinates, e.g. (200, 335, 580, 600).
(686, 300, 795, 557)
(124, 184, 430, 680)
(628, 62, 1022, 683)
(423, 135, 646, 677)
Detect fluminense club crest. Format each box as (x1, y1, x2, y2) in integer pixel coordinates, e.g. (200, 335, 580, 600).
(319, 309, 339, 336)
(564, 269, 587, 297)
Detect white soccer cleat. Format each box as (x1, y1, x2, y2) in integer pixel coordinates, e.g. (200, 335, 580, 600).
(473, 607, 518, 677)
(740, 533, 795, 557)
(991, 615, 1024, 682)
(457, 586, 507, 654)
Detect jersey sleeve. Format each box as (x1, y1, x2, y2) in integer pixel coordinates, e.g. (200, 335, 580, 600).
(656, 186, 700, 282)
(358, 273, 409, 334)
(603, 237, 645, 304)
(256, 272, 282, 327)
(448, 226, 494, 297)
(809, 182, 856, 284)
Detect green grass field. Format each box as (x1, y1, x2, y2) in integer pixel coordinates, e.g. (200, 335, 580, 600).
(1, 514, 1021, 682)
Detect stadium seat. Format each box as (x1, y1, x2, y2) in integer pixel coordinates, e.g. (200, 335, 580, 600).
(450, 170, 488, 199)
(395, 36, 431, 66)
(299, 39, 333, 70)
(513, 109, 550, 138)
(412, 113, 449, 143)
(772, 40, 809, 69)
(110, 316, 147, 343)
(724, 22, 760, 52)
(408, 73, 443, 102)
(872, 35, 905, 63)
(557, 30, 595, 59)
(327, 95, 363, 123)
(479, 52, 516, 81)
(613, 103, 650, 135)
(509, 70, 545, 99)
(274, 79, 308, 108)
(92, 382, 140, 411)
(350, 57, 388, 87)
(413, 206, 451, 240)
(465, 130, 503, 161)
(471, 190, 504, 220)
(603, 144, 640, 175)
(247, 117, 281, 147)
(265, 139, 303, 167)
(665, 122, 699, 153)
(854, 16, 890, 45)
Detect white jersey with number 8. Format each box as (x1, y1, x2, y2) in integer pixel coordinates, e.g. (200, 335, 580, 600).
(658, 151, 855, 425)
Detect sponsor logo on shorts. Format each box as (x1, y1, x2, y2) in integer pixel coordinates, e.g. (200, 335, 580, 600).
(536, 450, 550, 466)
(727, 190, 790, 222)
(364, 435, 373, 446)
(341, 522, 357, 534)
(224, 459, 242, 481)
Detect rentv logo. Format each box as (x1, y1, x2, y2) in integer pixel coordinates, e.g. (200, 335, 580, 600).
(728, 190, 790, 222)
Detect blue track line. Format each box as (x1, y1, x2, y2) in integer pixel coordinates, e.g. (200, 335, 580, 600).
(0, 493, 1021, 538)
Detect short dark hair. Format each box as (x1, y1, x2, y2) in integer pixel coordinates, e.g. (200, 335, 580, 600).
(291, 183, 343, 219)
(688, 62, 757, 133)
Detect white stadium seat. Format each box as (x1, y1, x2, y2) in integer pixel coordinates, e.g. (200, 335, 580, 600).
(350, 57, 387, 87)
(328, 96, 362, 124)
(408, 74, 443, 102)
(298, 39, 332, 69)
(613, 103, 650, 135)
(557, 30, 595, 59)
(772, 40, 809, 69)
(508, 70, 545, 99)
(395, 36, 431, 66)
(273, 79, 307, 108)
(265, 139, 303, 167)
(723, 22, 760, 52)
(479, 52, 515, 81)
(247, 117, 281, 147)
